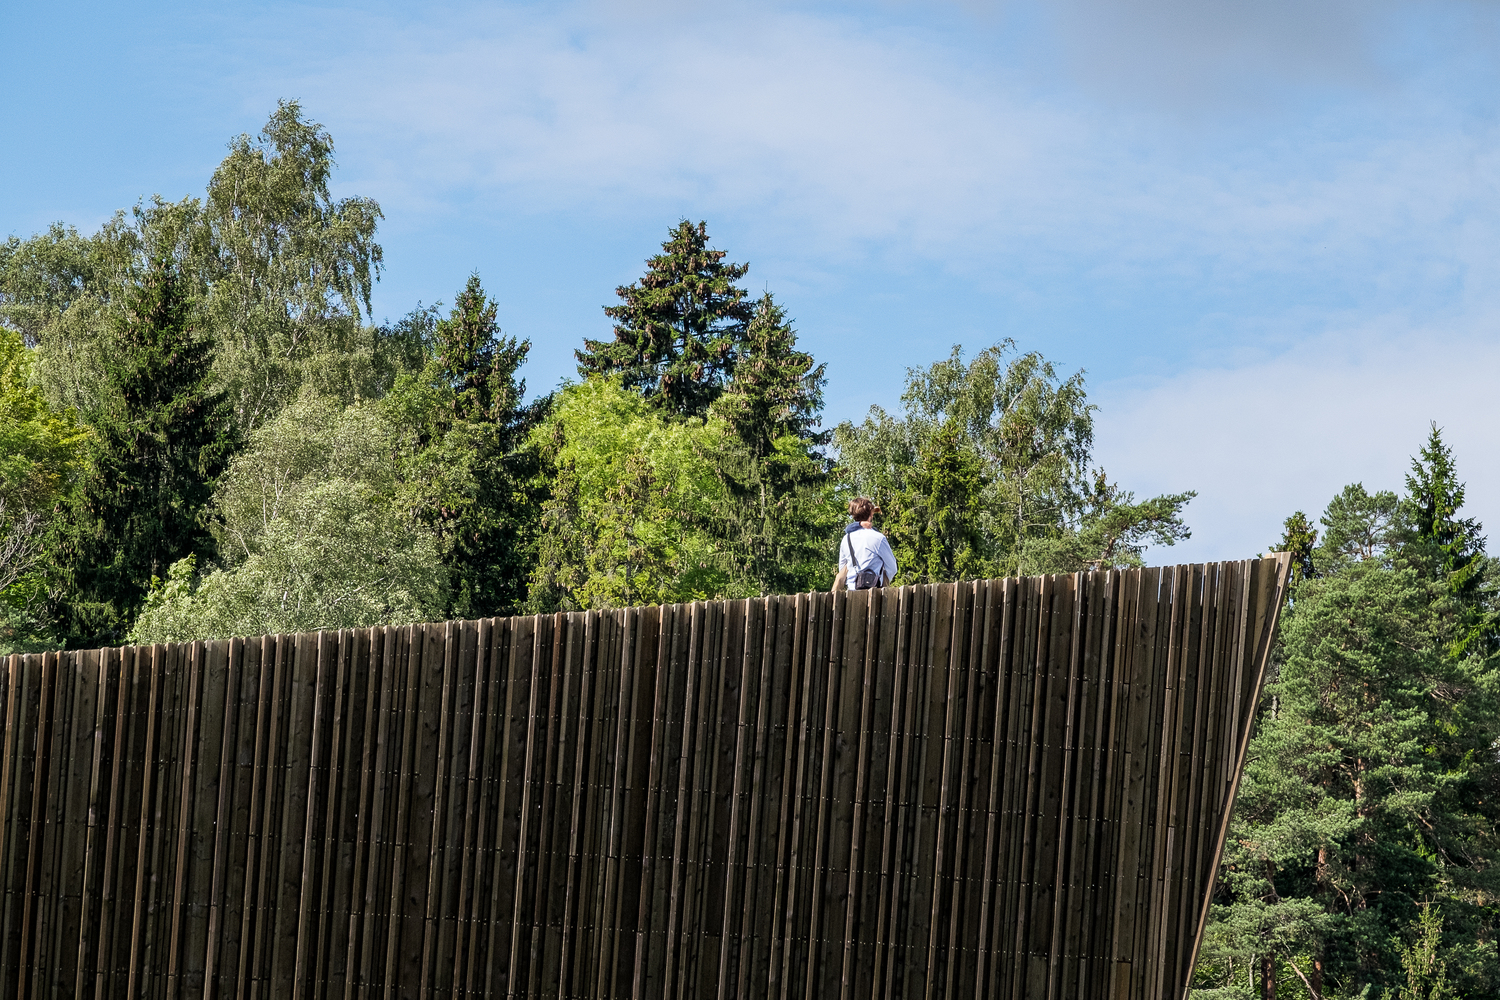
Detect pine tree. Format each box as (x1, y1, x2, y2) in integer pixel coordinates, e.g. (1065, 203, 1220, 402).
(1198, 437, 1500, 997)
(577, 220, 752, 418)
(46, 257, 233, 647)
(1318, 483, 1400, 573)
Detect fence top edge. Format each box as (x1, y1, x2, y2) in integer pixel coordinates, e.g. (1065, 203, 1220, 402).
(32, 554, 1289, 660)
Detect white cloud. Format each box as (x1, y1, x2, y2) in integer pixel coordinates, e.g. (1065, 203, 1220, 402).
(1095, 319, 1500, 562)
(240, 0, 1500, 558)
(283, 1, 1500, 307)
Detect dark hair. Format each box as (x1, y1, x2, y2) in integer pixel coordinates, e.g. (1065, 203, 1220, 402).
(848, 497, 875, 522)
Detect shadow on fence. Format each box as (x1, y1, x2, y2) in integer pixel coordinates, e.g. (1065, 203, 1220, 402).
(0, 556, 1290, 999)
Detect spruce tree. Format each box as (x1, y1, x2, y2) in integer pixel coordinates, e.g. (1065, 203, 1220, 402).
(707, 294, 832, 595)
(577, 220, 752, 418)
(1275, 510, 1319, 584)
(1403, 424, 1486, 601)
(435, 275, 533, 434)
(418, 275, 549, 617)
(46, 257, 233, 647)
(713, 293, 827, 451)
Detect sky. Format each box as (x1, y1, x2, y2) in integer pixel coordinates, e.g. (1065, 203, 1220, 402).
(4, 0, 1499, 563)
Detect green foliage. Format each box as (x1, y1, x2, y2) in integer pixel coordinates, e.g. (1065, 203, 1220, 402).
(131, 481, 444, 643)
(1403, 424, 1486, 593)
(527, 378, 730, 611)
(199, 100, 387, 430)
(0, 213, 148, 416)
(887, 419, 988, 584)
(704, 294, 837, 595)
(0, 328, 87, 514)
(1198, 431, 1500, 999)
(389, 276, 549, 617)
(0, 221, 110, 346)
(45, 257, 234, 648)
(1394, 904, 1454, 1000)
(1401, 425, 1493, 659)
(1276, 510, 1319, 585)
(836, 342, 1192, 581)
(131, 395, 444, 641)
(1027, 470, 1195, 575)
(0, 328, 87, 652)
(712, 292, 827, 449)
(576, 220, 753, 418)
(3, 102, 388, 434)
(1319, 484, 1400, 572)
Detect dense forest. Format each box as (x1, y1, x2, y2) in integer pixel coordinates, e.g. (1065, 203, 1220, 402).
(3, 104, 1497, 998)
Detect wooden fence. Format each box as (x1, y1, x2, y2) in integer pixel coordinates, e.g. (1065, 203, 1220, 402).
(0, 556, 1290, 999)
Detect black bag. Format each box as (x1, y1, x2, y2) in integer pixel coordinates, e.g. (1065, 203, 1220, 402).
(844, 531, 883, 590)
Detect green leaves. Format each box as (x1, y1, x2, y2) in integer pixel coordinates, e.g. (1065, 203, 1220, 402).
(131, 393, 444, 642)
(45, 256, 233, 647)
(1200, 442, 1500, 998)
(703, 293, 835, 596)
(526, 378, 730, 611)
(835, 341, 1192, 582)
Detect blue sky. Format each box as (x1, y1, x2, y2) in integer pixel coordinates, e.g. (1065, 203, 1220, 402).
(5, 0, 1499, 562)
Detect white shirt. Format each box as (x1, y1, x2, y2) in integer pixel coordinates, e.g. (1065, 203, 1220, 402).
(838, 527, 898, 589)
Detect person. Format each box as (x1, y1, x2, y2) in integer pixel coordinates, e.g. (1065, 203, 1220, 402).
(832, 497, 898, 592)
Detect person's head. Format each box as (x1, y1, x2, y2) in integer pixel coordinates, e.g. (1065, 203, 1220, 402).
(848, 497, 877, 524)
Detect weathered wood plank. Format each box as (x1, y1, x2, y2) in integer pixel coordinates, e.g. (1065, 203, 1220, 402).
(0, 560, 1291, 1000)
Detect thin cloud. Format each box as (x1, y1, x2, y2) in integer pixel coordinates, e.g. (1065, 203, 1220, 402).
(214, 0, 1500, 557)
(1095, 320, 1500, 562)
(289, 4, 1500, 306)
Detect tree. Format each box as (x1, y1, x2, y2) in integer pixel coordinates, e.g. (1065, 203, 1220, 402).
(393, 275, 550, 617)
(1197, 437, 1500, 999)
(1402, 424, 1492, 658)
(887, 419, 988, 584)
(1274, 510, 1319, 585)
(526, 378, 729, 612)
(0, 328, 86, 516)
(705, 293, 836, 595)
(5, 102, 388, 434)
(836, 342, 1192, 581)
(1318, 483, 1400, 574)
(132, 394, 445, 642)
(45, 257, 234, 647)
(0, 328, 86, 651)
(130, 483, 445, 643)
(201, 99, 386, 431)
(0, 222, 108, 346)
(1028, 470, 1194, 573)
(576, 220, 753, 418)
(1206, 561, 1500, 997)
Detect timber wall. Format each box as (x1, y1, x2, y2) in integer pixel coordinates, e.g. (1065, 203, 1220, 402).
(0, 556, 1290, 999)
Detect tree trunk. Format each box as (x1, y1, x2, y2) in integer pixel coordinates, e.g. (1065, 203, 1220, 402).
(1261, 954, 1277, 999)
(1313, 845, 1327, 999)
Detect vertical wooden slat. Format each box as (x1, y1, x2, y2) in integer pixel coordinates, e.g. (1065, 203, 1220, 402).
(0, 559, 1294, 1000)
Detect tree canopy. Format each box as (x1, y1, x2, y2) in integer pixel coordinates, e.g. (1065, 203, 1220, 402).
(1196, 426, 1500, 999)
(576, 220, 753, 418)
